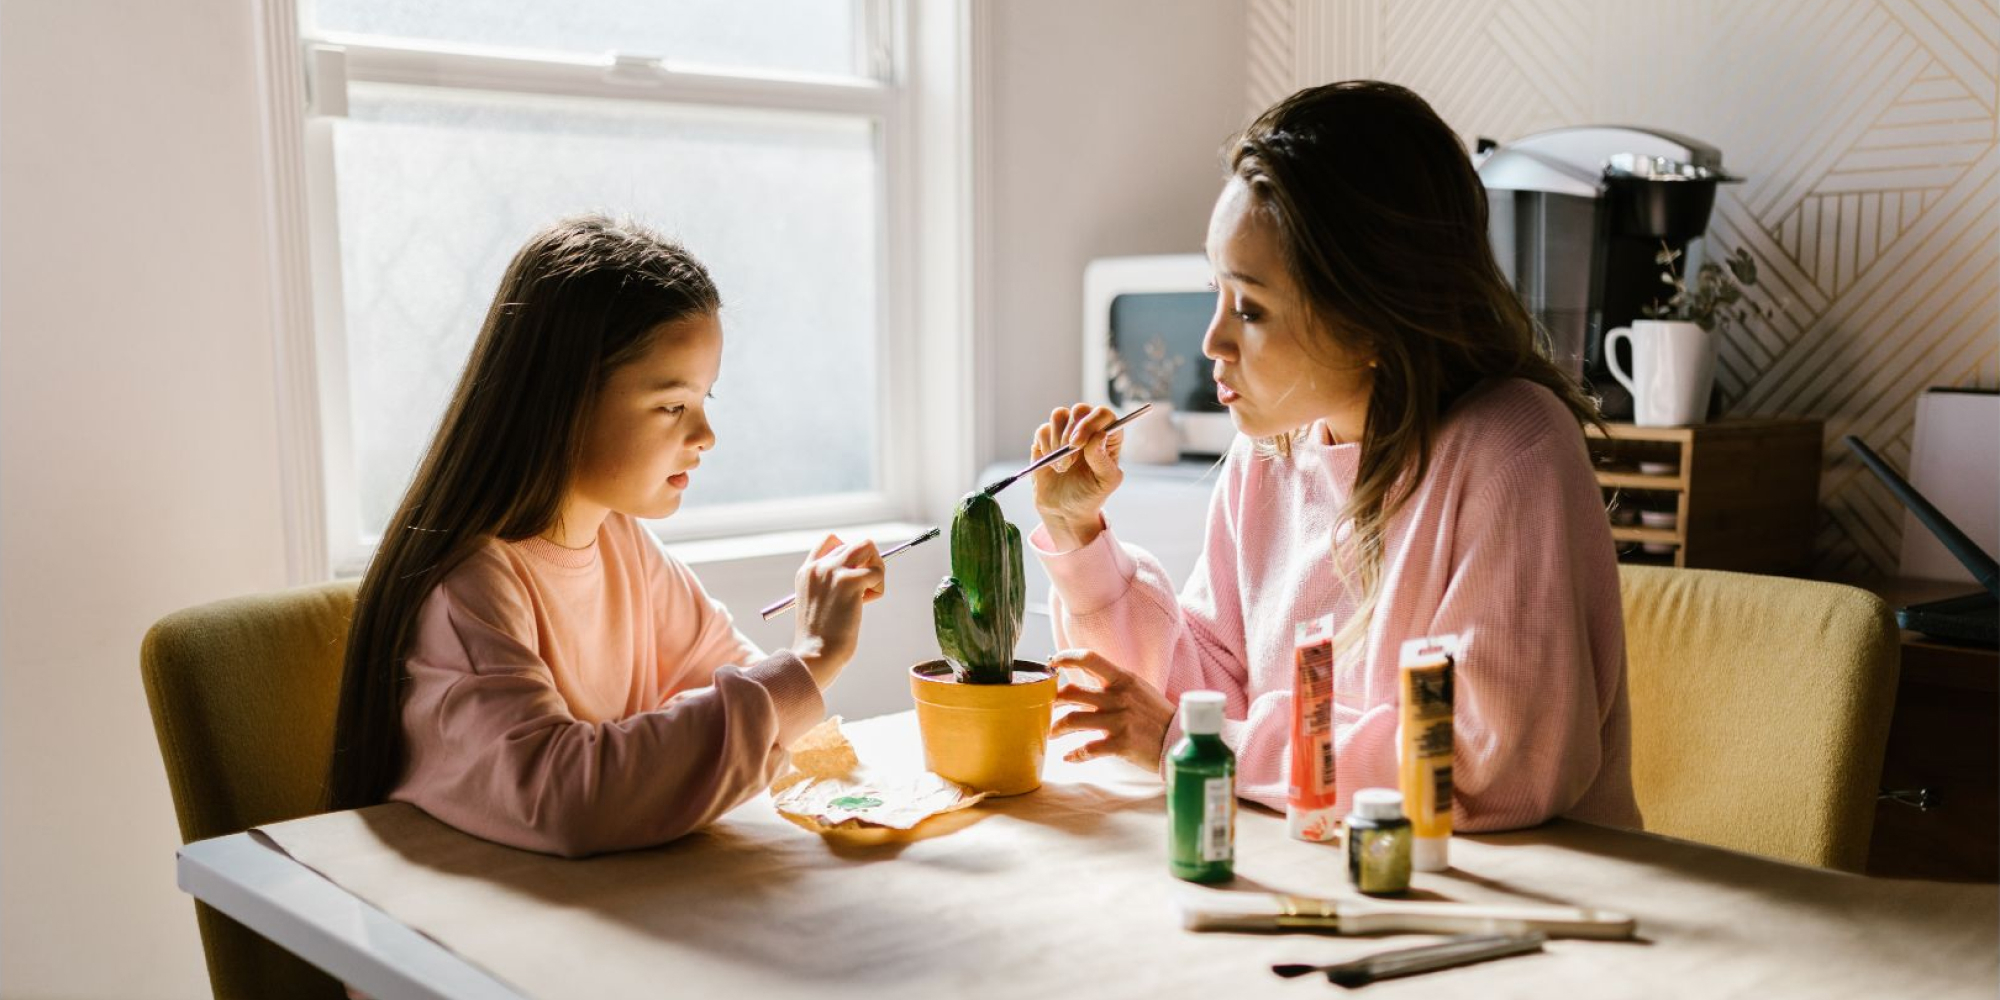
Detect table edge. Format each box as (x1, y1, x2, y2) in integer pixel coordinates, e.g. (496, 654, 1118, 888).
(178, 831, 526, 1000)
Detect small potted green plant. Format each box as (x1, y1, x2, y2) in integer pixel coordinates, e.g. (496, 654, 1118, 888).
(908, 491, 1055, 795)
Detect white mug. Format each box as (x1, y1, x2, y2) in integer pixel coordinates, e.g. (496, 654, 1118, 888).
(1605, 320, 1716, 426)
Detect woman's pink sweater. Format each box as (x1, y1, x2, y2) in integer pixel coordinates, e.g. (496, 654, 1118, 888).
(1033, 379, 1641, 832)
(391, 513, 824, 857)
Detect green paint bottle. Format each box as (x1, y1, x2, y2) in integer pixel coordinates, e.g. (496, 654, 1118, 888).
(1168, 690, 1235, 882)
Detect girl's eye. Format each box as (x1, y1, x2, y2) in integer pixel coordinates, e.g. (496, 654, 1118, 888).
(662, 405, 687, 416)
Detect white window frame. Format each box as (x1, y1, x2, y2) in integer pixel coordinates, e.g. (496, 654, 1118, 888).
(250, 0, 982, 582)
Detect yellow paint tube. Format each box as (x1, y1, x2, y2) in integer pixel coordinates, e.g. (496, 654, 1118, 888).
(1397, 636, 1459, 871)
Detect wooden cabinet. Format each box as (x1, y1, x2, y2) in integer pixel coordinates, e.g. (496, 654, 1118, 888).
(1865, 577, 1999, 883)
(1586, 418, 1823, 574)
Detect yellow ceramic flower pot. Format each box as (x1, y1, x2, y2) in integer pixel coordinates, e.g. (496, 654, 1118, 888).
(910, 659, 1056, 796)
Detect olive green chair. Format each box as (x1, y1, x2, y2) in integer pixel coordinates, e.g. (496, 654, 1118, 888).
(141, 581, 359, 1000)
(1619, 565, 1901, 872)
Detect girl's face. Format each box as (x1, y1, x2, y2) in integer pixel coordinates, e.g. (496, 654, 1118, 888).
(570, 312, 723, 524)
(1202, 176, 1376, 443)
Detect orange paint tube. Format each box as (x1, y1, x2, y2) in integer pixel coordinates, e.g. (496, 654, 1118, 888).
(1288, 614, 1339, 842)
(1397, 635, 1460, 871)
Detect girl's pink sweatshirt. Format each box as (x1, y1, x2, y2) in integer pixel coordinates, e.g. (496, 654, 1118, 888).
(391, 513, 824, 857)
(1033, 378, 1642, 832)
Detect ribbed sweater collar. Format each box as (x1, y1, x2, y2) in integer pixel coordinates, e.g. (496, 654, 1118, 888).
(513, 533, 602, 572)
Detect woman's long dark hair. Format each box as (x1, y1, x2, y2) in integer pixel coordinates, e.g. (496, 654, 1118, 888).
(1227, 81, 1600, 659)
(326, 215, 720, 810)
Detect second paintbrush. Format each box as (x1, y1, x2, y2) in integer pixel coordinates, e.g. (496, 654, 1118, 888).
(756, 526, 941, 621)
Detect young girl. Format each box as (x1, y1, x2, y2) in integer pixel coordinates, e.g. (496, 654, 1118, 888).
(326, 215, 886, 857)
(1033, 82, 1641, 833)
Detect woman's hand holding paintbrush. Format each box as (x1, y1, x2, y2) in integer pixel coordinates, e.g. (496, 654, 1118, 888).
(1018, 401, 1173, 769)
(1032, 401, 1146, 552)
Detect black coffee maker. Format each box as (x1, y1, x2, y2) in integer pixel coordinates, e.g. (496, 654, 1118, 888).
(1475, 127, 1740, 419)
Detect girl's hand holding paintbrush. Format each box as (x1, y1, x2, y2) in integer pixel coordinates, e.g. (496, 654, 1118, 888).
(788, 535, 886, 688)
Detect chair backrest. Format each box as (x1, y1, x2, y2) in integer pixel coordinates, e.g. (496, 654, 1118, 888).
(141, 580, 359, 1000)
(1619, 565, 1900, 872)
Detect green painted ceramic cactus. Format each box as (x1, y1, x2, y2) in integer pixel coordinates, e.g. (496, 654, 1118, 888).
(932, 491, 1026, 685)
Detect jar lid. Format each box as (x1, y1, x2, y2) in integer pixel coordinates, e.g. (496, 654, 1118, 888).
(1179, 690, 1225, 735)
(1352, 787, 1405, 821)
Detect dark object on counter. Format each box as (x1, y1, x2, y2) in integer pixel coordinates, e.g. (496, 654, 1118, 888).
(1603, 152, 1732, 242)
(1271, 932, 1548, 986)
(1476, 127, 1742, 420)
(1844, 435, 1998, 647)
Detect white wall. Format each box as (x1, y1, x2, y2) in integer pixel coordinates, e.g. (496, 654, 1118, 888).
(983, 0, 1249, 463)
(0, 2, 290, 998)
(0, 2, 1243, 998)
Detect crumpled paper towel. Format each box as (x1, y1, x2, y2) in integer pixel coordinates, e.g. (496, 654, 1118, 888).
(771, 717, 985, 834)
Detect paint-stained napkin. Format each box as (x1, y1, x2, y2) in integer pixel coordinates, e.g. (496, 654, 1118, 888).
(771, 717, 985, 834)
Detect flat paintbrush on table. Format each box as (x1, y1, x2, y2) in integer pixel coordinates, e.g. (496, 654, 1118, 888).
(1273, 932, 1548, 986)
(1180, 890, 1636, 939)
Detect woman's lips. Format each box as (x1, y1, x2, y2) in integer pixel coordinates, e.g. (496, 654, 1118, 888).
(1216, 381, 1242, 405)
(668, 472, 690, 489)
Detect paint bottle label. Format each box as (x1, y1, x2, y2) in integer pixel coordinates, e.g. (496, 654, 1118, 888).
(1201, 776, 1234, 862)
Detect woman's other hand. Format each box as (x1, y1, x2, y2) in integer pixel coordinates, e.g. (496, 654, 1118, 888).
(790, 534, 885, 688)
(1031, 403, 1125, 551)
(1048, 649, 1173, 771)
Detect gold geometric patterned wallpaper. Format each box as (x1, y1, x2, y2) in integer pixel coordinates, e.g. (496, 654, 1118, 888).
(1248, 0, 1999, 578)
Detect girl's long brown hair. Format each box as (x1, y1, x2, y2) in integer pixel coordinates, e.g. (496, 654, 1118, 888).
(326, 215, 720, 810)
(1227, 81, 1600, 657)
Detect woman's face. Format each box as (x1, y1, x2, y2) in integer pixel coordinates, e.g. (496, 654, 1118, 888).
(570, 312, 722, 522)
(1202, 176, 1376, 443)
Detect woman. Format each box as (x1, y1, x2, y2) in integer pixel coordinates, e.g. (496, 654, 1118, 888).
(1030, 82, 1639, 832)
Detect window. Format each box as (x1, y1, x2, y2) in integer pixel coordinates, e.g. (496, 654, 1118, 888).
(296, 0, 924, 570)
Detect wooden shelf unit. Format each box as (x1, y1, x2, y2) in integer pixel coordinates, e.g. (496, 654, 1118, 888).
(1587, 418, 1823, 574)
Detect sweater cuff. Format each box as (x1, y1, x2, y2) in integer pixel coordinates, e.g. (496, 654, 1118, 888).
(740, 651, 826, 747)
(1029, 518, 1139, 617)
